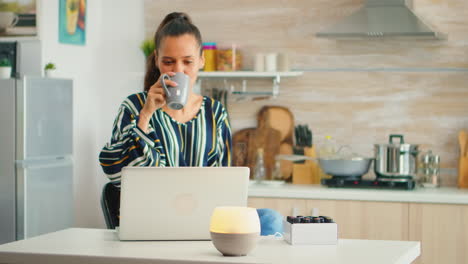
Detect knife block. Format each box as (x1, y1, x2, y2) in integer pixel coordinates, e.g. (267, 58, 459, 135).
(292, 146, 322, 184)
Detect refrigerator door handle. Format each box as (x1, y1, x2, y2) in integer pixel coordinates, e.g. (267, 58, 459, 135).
(15, 156, 73, 169)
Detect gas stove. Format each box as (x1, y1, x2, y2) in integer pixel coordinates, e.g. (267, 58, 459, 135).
(321, 176, 415, 190)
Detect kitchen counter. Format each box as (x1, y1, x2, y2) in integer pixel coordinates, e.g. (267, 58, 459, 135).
(248, 182, 468, 205)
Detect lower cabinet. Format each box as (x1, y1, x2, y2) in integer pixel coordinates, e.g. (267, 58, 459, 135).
(248, 198, 408, 240)
(304, 199, 409, 241)
(409, 203, 468, 264)
(248, 197, 468, 264)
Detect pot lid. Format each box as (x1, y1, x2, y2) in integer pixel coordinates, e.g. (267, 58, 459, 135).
(374, 134, 419, 147)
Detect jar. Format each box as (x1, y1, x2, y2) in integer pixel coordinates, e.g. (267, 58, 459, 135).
(421, 150, 440, 187)
(216, 44, 242, 71)
(202, 42, 217, 72)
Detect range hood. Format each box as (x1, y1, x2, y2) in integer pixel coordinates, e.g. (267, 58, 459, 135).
(316, 0, 445, 39)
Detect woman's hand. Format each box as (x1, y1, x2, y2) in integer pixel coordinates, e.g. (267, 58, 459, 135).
(138, 72, 178, 133)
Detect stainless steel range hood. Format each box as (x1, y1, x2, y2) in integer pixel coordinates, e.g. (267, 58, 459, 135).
(316, 0, 445, 39)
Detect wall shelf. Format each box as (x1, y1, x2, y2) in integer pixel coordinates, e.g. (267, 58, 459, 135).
(196, 71, 304, 97)
(296, 68, 468, 72)
(198, 71, 303, 78)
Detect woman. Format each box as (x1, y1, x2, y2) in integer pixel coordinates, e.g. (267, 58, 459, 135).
(99, 12, 281, 236)
(100, 12, 230, 182)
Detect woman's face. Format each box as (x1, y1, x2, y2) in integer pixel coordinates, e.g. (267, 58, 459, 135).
(155, 34, 204, 90)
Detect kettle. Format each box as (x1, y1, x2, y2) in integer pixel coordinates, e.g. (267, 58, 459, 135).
(374, 134, 419, 180)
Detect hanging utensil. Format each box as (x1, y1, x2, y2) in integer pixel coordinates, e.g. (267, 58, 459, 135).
(212, 87, 219, 101)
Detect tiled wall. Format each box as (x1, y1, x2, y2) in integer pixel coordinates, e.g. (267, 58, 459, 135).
(145, 0, 468, 186)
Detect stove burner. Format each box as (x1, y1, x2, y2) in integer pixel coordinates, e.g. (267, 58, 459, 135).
(329, 175, 362, 181)
(321, 176, 415, 190)
(376, 175, 413, 182)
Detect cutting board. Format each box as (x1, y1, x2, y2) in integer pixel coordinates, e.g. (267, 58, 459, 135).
(257, 106, 294, 145)
(232, 128, 256, 167)
(458, 130, 468, 188)
(248, 126, 281, 180)
(279, 143, 293, 181)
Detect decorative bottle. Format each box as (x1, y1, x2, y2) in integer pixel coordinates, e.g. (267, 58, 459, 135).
(254, 148, 266, 183)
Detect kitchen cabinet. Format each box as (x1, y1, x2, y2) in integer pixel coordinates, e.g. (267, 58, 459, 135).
(248, 198, 409, 240)
(248, 197, 468, 264)
(305, 199, 409, 240)
(409, 203, 468, 264)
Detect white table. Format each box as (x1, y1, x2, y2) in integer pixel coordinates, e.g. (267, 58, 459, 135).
(0, 228, 420, 264)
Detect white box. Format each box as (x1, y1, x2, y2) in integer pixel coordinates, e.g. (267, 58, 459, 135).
(283, 220, 338, 245)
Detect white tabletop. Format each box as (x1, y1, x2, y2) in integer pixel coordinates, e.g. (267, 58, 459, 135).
(248, 182, 468, 205)
(0, 228, 420, 264)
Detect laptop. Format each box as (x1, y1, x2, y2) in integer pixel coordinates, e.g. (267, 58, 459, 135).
(118, 166, 250, 241)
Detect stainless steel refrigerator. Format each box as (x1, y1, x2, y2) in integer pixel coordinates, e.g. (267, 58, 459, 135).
(0, 76, 74, 244)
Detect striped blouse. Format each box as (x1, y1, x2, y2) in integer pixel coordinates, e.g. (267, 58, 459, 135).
(99, 92, 232, 185)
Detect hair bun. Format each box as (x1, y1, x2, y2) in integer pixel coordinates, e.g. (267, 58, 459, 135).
(169, 12, 192, 24)
(176, 13, 187, 21)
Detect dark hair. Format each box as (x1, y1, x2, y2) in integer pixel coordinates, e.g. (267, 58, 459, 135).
(144, 12, 203, 92)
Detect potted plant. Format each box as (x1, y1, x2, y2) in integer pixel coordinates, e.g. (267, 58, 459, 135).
(0, 58, 12, 79)
(44, 62, 56, 78)
(140, 39, 155, 59)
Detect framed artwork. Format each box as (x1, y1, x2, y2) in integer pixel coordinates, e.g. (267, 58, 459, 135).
(0, 0, 37, 37)
(59, 0, 86, 45)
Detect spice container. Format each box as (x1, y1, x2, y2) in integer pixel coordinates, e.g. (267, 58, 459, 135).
(421, 150, 440, 188)
(216, 44, 242, 71)
(202, 42, 217, 71)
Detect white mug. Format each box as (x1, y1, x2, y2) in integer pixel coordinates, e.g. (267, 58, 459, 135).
(0, 12, 19, 32)
(277, 53, 290, 72)
(265, 53, 277, 72)
(254, 53, 265, 72)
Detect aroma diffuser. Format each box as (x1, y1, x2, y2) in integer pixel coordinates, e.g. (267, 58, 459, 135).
(210, 206, 260, 256)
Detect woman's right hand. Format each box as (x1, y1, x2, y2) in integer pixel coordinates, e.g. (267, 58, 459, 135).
(138, 72, 178, 132)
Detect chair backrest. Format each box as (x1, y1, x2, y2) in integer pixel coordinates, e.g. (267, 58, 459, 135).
(100, 182, 121, 229)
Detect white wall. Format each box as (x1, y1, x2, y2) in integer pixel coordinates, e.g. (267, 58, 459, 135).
(39, 0, 145, 227)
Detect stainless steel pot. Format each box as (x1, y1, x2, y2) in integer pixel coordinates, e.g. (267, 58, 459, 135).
(374, 134, 419, 180)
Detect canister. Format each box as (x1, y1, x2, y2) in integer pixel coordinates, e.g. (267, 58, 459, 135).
(216, 44, 242, 71)
(202, 42, 217, 72)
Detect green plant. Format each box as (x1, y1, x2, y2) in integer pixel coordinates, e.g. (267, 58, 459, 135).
(0, 58, 11, 67)
(68, 0, 78, 11)
(140, 39, 155, 58)
(0, 2, 21, 13)
(44, 62, 56, 70)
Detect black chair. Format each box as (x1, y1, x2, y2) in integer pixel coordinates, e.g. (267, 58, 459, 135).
(100, 182, 121, 229)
